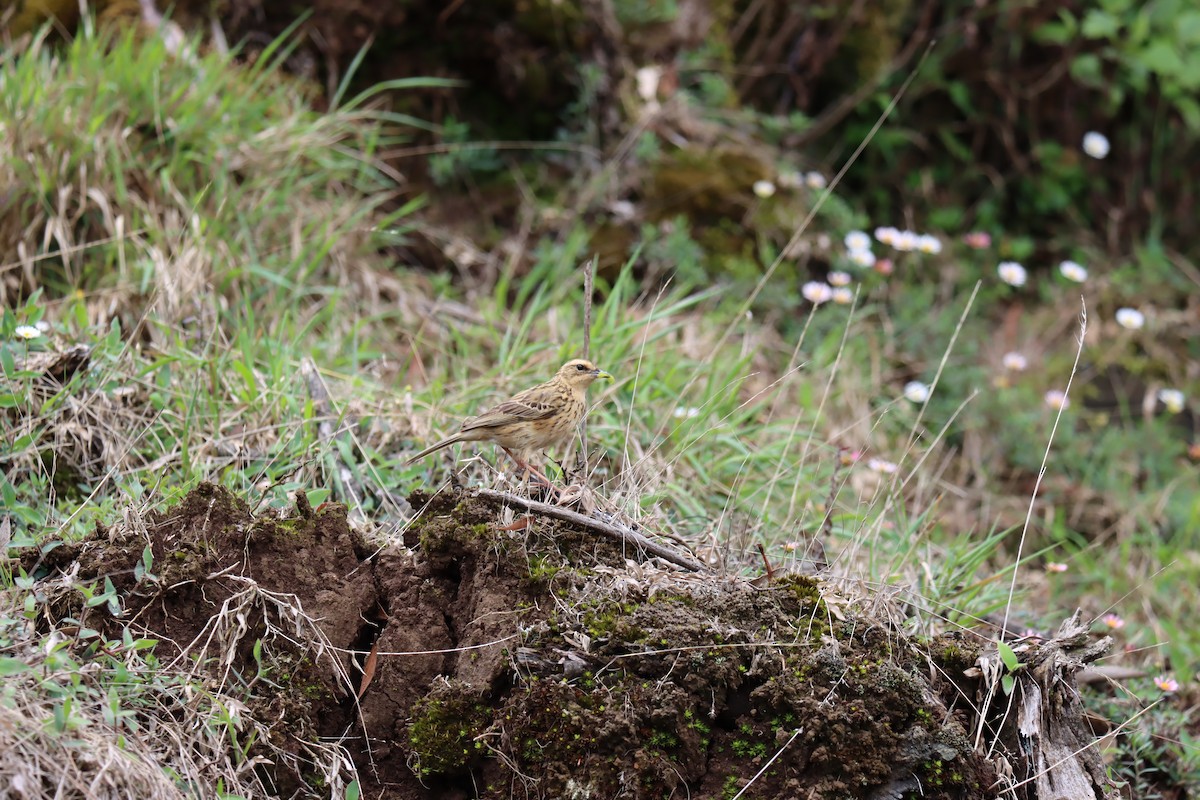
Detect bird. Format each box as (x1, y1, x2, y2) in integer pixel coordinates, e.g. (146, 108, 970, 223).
(405, 359, 614, 482)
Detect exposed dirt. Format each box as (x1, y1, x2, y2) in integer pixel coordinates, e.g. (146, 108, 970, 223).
(23, 483, 1116, 799)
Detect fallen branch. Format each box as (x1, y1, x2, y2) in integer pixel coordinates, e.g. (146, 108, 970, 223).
(475, 488, 706, 573)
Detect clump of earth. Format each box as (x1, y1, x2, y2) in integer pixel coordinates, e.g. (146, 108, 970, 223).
(26, 483, 1114, 799)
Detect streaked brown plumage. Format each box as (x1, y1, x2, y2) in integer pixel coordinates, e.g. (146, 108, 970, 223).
(406, 359, 614, 477)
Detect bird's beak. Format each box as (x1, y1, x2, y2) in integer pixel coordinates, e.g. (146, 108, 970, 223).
(593, 369, 614, 381)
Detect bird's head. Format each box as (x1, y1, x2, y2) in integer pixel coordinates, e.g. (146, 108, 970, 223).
(558, 358, 614, 389)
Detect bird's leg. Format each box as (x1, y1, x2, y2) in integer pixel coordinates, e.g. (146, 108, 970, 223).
(501, 448, 553, 487)
(501, 448, 559, 501)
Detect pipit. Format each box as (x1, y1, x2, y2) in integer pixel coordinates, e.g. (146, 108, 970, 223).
(406, 359, 614, 482)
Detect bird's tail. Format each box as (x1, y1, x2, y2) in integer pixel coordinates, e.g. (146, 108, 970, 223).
(404, 433, 465, 465)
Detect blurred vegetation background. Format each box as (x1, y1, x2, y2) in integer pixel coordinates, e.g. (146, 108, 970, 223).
(3, 0, 1200, 796)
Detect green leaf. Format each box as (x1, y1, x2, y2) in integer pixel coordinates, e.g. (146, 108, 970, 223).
(1034, 22, 1072, 45)
(1138, 40, 1186, 77)
(1127, 9, 1151, 45)
(998, 641, 1021, 672)
(0, 657, 31, 675)
(1081, 10, 1122, 39)
(1070, 53, 1104, 86)
(1177, 11, 1200, 43)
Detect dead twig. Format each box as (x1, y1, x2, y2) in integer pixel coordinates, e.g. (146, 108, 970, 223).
(475, 488, 705, 573)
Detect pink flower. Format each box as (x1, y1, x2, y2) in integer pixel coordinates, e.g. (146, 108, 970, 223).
(801, 281, 833, 305)
(1154, 675, 1179, 693)
(1100, 613, 1124, 630)
(963, 231, 992, 249)
(1045, 561, 1068, 573)
(1044, 390, 1070, 410)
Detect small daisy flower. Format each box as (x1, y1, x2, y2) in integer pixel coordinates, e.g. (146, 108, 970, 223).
(1157, 388, 1185, 414)
(635, 66, 662, 101)
(804, 171, 827, 190)
(753, 180, 776, 199)
(963, 231, 992, 249)
(844, 230, 871, 252)
(874, 258, 894, 276)
(1045, 561, 1069, 573)
(35, 320, 51, 332)
(866, 458, 899, 474)
(1021, 629, 1043, 641)
(672, 406, 701, 419)
(893, 230, 919, 252)
(828, 270, 852, 287)
(848, 249, 876, 268)
(1044, 390, 1070, 410)
(781, 541, 801, 553)
(1058, 260, 1088, 282)
(998, 261, 1027, 287)
(1115, 308, 1144, 330)
(1002, 352, 1028, 371)
(801, 281, 833, 305)
(831, 287, 853, 305)
(1100, 613, 1125, 630)
(1154, 675, 1179, 693)
(1082, 131, 1110, 160)
(14, 325, 41, 340)
(916, 234, 942, 254)
(874, 226, 899, 246)
(903, 381, 931, 403)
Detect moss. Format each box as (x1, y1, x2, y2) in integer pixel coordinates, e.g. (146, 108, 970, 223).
(577, 599, 642, 641)
(395, 488, 996, 797)
(525, 554, 562, 591)
(407, 680, 490, 778)
(645, 591, 697, 607)
(648, 145, 771, 223)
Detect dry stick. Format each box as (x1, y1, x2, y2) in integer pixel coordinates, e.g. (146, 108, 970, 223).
(475, 488, 705, 573)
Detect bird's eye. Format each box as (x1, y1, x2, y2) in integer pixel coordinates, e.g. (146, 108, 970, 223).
(576, 364, 586, 371)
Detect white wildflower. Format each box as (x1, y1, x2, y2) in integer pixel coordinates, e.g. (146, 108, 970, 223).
(1115, 308, 1144, 330)
(998, 261, 1027, 287)
(1157, 389, 1185, 414)
(1058, 260, 1088, 282)
(1082, 131, 1110, 159)
(801, 281, 833, 304)
(903, 381, 931, 403)
(753, 180, 776, 199)
(1002, 352, 1028, 371)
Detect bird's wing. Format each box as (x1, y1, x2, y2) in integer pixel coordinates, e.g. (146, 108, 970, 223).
(461, 385, 558, 431)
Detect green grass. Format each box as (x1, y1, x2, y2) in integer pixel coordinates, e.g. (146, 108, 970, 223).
(2, 16, 1199, 798)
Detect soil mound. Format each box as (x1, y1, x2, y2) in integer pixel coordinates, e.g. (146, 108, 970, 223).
(20, 483, 1113, 799)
